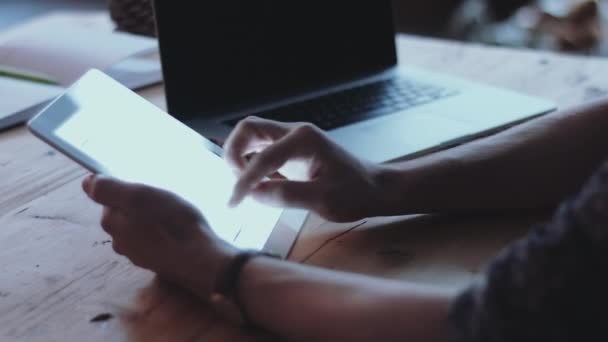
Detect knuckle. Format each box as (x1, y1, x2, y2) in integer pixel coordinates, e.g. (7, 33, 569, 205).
(294, 123, 319, 137)
(245, 115, 262, 122)
(235, 120, 250, 132)
(238, 116, 259, 130)
(100, 212, 113, 231)
(112, 240, 124, 255)
(293, 124, 327, 148)
(233, 117, 268, 141)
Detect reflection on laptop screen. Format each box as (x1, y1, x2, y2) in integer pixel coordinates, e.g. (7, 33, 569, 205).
(154, 1, 397, 120)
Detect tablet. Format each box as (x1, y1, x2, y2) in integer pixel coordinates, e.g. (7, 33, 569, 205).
(28, 69, 306, 258)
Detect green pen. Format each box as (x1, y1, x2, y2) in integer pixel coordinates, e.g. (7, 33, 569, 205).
(0, 67, 60, 86)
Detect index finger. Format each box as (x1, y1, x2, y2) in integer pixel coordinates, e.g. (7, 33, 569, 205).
(229, 128, 314, 206)
(223, 117, 290, 171)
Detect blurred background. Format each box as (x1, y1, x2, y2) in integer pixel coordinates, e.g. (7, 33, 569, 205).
(2, 0, 607, 56)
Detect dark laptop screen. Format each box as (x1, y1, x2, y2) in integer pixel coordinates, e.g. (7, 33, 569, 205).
(153, 1, 397, 120)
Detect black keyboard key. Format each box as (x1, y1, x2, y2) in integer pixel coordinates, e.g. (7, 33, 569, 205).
(224, 78, 458, 130)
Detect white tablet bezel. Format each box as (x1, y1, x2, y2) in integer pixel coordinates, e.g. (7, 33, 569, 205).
(27, 69, 307, 258)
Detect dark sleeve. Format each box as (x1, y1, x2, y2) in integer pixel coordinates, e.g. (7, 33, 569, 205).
(448, 160, 608, 342)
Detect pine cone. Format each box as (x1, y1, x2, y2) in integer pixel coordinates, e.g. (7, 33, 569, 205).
(108, 0, 156, 37)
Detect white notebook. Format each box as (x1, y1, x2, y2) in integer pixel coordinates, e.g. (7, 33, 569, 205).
(0, 11, 163, 130)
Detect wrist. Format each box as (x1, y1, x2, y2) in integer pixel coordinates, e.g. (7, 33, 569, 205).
(368, 163, 410, 216)
(211, 250, 281, 328)
(179, 238, 239, 298)
(370, 159, 446, 216)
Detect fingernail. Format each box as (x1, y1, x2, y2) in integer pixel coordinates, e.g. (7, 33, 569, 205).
(229, 185, 249, 207)
(228, 192, 240, 208)
(83, 174, 94, 193)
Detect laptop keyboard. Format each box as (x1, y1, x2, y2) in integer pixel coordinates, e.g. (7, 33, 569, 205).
(224, 77, 459, 131)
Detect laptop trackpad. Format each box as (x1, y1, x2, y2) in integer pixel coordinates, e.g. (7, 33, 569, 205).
(331, 113, 475, 162)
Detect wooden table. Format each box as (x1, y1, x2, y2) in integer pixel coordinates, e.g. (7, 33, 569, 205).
(2, 34, 608, 341)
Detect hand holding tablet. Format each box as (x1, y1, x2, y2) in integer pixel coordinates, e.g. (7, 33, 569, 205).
(28, 69, 306, 257)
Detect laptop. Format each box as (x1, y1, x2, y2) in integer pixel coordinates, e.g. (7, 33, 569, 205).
(153, 1, 555, 163)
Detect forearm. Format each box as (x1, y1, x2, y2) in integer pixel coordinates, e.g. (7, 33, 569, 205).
(237, 257, 454, 342)
(372, 98, 608, 215)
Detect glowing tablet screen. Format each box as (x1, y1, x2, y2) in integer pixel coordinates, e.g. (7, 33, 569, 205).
(51, 73, 281, 250)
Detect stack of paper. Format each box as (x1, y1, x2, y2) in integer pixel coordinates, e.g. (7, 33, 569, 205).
(0, 11, 163, 130)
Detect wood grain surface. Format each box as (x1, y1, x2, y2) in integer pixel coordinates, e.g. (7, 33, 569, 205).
(1, 33, 604, 341)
